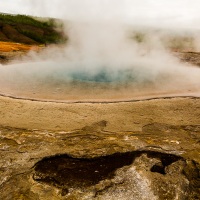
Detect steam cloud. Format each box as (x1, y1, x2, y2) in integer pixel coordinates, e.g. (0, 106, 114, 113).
(0, 1, 200, 101)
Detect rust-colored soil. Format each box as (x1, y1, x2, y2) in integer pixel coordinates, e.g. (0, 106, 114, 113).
(0, 41, 41, 52)
(0, 41, 44, 64)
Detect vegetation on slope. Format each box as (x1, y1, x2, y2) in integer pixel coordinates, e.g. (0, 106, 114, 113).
(0, 13, 66, 45)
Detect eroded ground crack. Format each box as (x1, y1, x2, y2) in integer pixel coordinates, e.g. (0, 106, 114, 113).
(33, 151, 181, 189)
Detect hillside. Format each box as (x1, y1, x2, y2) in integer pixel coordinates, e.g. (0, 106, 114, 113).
(0, 13, 67, 64)
(0, 13, 66, 45)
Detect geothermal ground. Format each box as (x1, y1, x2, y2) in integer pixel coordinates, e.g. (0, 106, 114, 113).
(0, 95, 199, 200)
(0, 25, 200, 200)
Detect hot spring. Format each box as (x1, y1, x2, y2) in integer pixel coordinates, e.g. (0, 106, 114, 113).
(0, 59, 199, 102)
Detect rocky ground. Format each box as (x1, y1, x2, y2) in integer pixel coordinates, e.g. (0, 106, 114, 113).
(0, 96, 199, 199)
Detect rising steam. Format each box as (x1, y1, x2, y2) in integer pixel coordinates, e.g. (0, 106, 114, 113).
(0, 1, 200, 102)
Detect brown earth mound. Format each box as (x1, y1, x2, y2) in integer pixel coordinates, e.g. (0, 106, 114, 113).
(2, 24, 38, 44)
